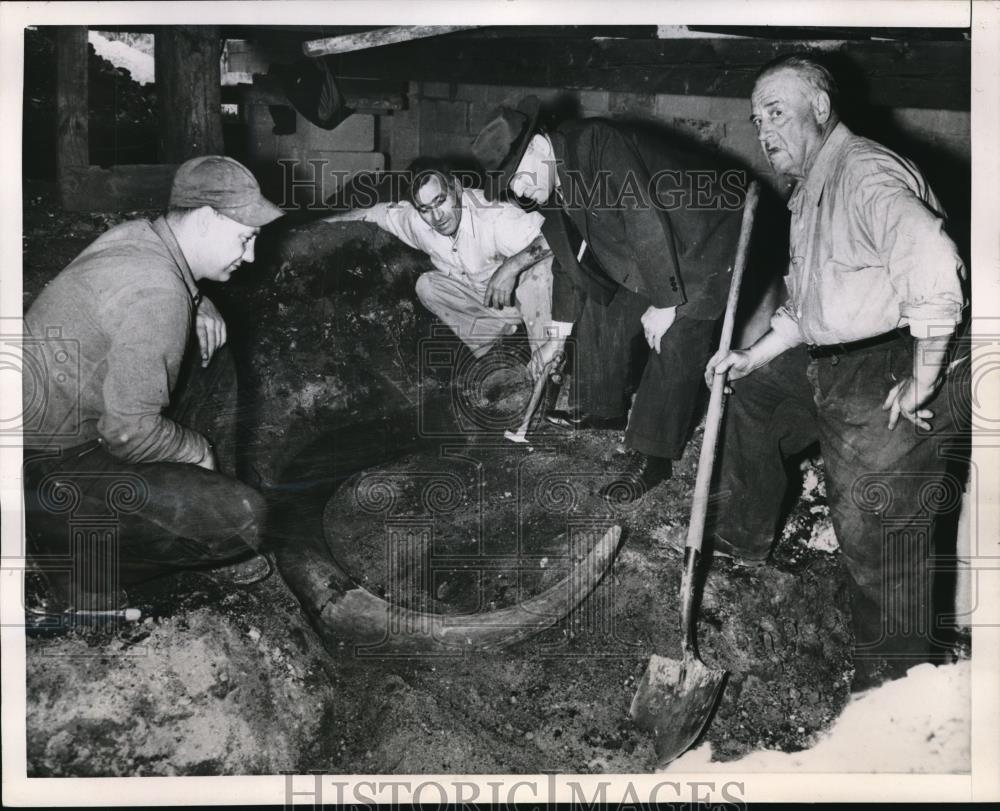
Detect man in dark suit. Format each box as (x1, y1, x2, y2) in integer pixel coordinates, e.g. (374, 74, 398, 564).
(472, 97, 746, 500)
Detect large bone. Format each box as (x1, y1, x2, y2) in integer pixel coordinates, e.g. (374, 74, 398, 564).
(274, 519, 622, 654)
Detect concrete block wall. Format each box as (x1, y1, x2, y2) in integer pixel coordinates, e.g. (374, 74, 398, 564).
(395, 81, 780, 191)
(391, 80, 969, 201)
(244, 76, 385, 209)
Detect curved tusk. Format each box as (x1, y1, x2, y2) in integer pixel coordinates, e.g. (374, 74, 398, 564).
(274, 523, 622, 654)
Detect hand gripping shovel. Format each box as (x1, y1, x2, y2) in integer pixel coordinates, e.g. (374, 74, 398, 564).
(629, 180, 760, 768)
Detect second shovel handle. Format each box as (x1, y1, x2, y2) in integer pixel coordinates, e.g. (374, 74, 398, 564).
(684, 181, 760, 555)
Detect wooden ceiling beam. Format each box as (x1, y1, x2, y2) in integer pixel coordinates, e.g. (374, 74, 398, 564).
(324, 36, 970, 111)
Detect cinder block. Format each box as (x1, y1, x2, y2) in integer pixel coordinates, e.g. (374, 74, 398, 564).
(610, 91, 656, 119)
(707, 96, 751, 123)
(890, 108, 970, 164)
(419, 81, 453, 99)
(655, 93, 715, 120)
(482, 85, 552, 107)
(294, 113, 375, 152)
(577, 90, 610, 115)
(452, 84, 491, 103)
(661, 116, 727, 149)
(419, 130, 475, 160)
(283, 150, 386, 209)
(391, 106, 422, 171)
(421, 100, 470, 134)
(245, 103, 280, 162)
(224, 41, 270, 76)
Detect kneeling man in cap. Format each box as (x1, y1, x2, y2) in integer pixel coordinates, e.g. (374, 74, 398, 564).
(23, 156, 283, 612)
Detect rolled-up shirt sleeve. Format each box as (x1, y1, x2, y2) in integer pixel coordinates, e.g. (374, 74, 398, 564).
(363, 203, 426, 252)
(97, 285, 210, 464)
(770, 304, 806, 346)
(494, 209, 545, 257)
(862, 166, 966, 338)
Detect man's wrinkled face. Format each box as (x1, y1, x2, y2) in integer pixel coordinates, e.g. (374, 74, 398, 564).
(750, 68, 827, 179)
(509, 135, 556, 204)
(198, 209, 259, 282)
(413, 173, 462, 237)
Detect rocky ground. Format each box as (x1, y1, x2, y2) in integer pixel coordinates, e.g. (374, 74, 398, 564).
(18, 181, 888, 776)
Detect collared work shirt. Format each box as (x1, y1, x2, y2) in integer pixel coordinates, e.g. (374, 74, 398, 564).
(771, 123, 966, 346)
(23, 217, 210, 464)
(361, 188, 544, 292)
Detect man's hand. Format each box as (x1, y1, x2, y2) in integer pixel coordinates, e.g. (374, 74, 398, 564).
(641, 305, 677, 354)
(195, 296, 227, 367)
(881, 376, 936, 431)
(705, 349, 755, 389)
(528, 337, 566, 381)
(484, 261, 520, 309)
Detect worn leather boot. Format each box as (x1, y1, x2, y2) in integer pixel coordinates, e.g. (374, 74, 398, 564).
(599, 451, 672, 503)
(545, 409, 627, 431)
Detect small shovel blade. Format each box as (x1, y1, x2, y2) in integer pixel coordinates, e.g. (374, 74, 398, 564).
(629, 652, 726, 768)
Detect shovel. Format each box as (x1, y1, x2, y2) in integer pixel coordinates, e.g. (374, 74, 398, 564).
(629, 180, 761, 768)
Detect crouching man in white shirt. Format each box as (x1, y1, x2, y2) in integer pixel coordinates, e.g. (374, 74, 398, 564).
(325, 158, 553, 358)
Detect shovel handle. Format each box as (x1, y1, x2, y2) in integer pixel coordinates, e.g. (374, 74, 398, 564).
(684, 181, 760, 555)
(510, 350, 565, 437)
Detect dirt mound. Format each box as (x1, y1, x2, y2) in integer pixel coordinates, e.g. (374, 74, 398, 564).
(26, 576, 341, 776)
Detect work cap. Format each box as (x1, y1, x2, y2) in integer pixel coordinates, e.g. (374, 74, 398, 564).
(470, 95, 540, 194)
(170, 155, 284, 227)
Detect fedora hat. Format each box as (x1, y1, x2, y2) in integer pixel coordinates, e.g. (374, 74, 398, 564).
(470, 95, 540, 196)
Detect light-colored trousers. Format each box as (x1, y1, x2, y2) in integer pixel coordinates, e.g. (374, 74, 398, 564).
(415, 258, 553, 358)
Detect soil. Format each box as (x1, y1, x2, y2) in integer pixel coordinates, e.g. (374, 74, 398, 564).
(23, 28, 160, 176)
(20, 179, 863, 775)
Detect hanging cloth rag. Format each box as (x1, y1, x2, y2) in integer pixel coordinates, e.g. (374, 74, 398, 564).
(269, 57, 352, 133)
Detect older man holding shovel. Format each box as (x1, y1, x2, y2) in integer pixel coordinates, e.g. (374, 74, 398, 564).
(706, 55, 968, 691)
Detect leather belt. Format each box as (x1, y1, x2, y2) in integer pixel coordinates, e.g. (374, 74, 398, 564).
(807, 328, 906, 360)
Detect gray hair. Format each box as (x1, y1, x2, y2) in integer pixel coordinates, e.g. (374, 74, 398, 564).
(756, 54, 839, 113)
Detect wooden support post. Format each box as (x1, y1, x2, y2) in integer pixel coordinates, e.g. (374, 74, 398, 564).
(154, 26, 224, 162)
(56, 26, 89, 208)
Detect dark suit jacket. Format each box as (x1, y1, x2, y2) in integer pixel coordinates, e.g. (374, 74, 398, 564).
(544, 119, 745, 322)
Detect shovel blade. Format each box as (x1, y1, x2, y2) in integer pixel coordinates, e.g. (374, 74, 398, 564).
(629, 653, 726, 768)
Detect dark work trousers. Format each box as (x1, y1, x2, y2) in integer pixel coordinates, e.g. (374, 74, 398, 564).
(569, 288, 649, 419)
(570, 288, 718, 459)
(24, 347, 265, 592)
(627, 315, 718, 459)
(711, 339, 969, 664)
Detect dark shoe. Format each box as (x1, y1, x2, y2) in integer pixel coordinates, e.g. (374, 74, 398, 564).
(708, 535, 769, 569)
(204, 552, 273, 587)
(545, 409, 627, 431)
(599, 452, 672, 504)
